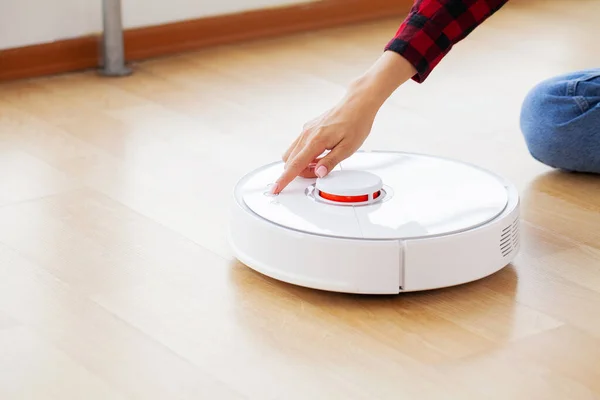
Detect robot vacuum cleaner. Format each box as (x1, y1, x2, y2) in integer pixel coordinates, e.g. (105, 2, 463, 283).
(228, 151, 520, 294)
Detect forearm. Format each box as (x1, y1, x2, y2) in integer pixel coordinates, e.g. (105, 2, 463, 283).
(339, 0, 509, 114)
(341, 51, 417, 114)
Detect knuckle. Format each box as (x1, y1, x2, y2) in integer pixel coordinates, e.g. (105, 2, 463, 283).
(303, 117, 319, 130)
(309, 132, 328, 147)
(323, 149, 348, 168)
(323, 158, 338, 169)
(287, 159, 302, 171)
(313, 126, 326, 136)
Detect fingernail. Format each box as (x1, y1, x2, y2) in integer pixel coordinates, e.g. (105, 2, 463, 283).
(315, 165, 328, 178)
(270, 182, 279, 194)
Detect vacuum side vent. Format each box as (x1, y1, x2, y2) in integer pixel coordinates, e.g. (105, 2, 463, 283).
(499, 217, 519, 258)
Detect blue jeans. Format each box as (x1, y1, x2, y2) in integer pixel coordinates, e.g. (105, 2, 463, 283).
(520, 68, 600, 174)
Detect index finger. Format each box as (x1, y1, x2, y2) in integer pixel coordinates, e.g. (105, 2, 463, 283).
(272, 141, 324, 194)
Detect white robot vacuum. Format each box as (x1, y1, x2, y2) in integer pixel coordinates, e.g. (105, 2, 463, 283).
(228, 151, 520, 294)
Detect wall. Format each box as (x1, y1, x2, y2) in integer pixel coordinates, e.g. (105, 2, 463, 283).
(0, 0, 315, 50)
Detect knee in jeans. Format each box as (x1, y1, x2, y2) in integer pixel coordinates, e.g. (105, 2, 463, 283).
(520, 70, 600, 173)
(519, 79, 566, 168)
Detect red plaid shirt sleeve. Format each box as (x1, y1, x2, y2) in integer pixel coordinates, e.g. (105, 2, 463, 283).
(385, 0, 509, 83)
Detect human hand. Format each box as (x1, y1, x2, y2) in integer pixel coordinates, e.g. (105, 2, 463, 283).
(270, 94, 378, 194)
(269, 51, 417, 194)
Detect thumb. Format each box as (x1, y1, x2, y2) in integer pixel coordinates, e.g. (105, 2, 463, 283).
(314, 145, 351, 178)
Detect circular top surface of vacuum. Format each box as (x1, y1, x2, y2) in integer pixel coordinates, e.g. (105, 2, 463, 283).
(316, 170, 383, 197)
(236, 151, 509, 240)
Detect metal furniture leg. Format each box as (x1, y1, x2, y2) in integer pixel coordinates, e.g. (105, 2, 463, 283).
(100, 0, 132, 76)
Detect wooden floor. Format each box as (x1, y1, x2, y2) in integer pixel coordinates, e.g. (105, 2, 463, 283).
(1, 1, 600, 398)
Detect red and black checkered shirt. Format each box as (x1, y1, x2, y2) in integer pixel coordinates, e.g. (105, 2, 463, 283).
(385, 0, 508, 82)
